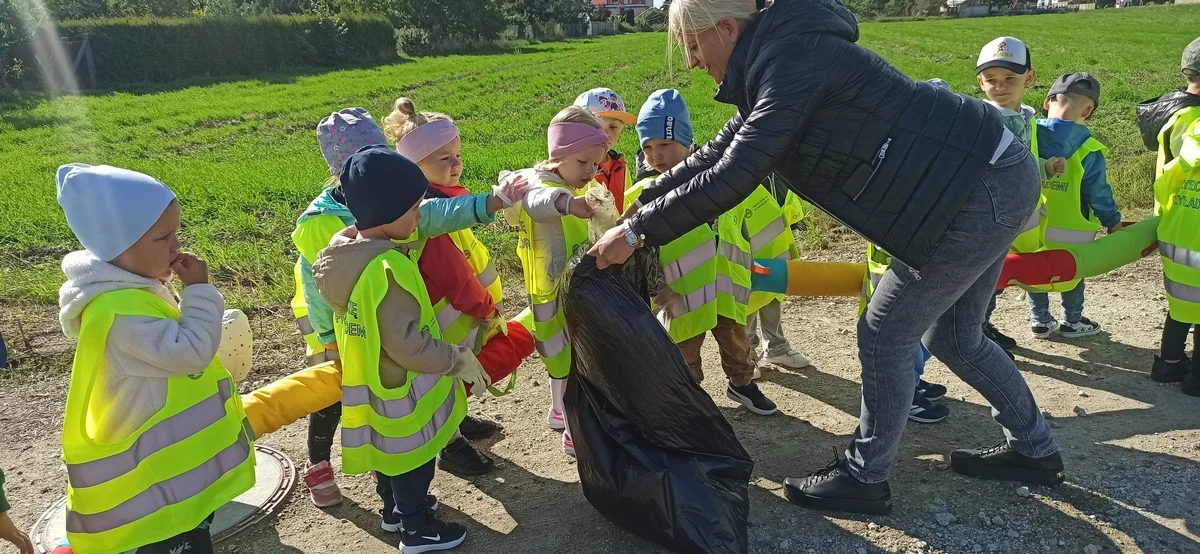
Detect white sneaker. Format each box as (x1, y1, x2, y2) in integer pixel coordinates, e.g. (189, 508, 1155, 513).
(546, 406, 566, 431)
(1059, 317, 1102, 339)
(1031, 319, 1059, 339)
(763, 349, 811, 369)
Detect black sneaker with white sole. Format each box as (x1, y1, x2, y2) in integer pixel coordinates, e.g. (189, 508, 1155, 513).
(381, 495, 440, 533)
(915, 379, 947, 402)
(1031, 320, 1059, 339)
(908, 391, 949, 424)
(1059, 317, 1102, 339)
(726, 381, 778, 415)
(400, 517, 467, 554)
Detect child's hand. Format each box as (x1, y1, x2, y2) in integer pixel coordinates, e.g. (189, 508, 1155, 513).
(0, 512, 34, 554)
(1044, 157, 1067, 178)
(171, 252, 210, 286)
(492, 174, 531, 208)
(569, 197, 595, 219)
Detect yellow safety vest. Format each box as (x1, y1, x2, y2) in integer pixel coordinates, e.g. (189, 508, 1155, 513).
(1011, 118, 1049, 255)
(742, 185, 798, 314)
(627, 179, 720, 342)
(63, 289, 256, 554)
(401, 237, 493, 354)
(516, 174, 589, 379)
(446, 228, 503, 305)
(336, 248, 467, 476)
(1155, 118, 1200, 324)
(1157, 106, 1200, 180)
(291, 212, 347, 366)
(1017, 121, 1107, 292)
(859, 242, 892, 316)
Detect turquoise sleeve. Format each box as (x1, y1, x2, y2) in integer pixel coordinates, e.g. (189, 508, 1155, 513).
(749, 258, 789, 294)
(417, 194, 495, 237)
(299, 257, 337, 345)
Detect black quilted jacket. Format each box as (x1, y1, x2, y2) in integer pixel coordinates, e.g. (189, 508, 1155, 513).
(628, 0, 1006, 270)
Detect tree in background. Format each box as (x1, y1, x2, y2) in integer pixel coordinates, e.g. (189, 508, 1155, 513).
(503, 0, 591, 26)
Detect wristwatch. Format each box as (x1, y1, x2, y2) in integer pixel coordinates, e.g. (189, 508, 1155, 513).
(622, 222, 645, 248)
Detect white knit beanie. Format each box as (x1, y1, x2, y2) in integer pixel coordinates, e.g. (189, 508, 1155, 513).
(56, 163, 178, 262)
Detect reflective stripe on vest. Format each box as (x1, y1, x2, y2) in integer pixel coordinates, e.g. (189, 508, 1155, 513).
(337, 249, 466, 475)
(1160, 241, 1200, 271)
(1044, 226, 1097, 245)
(64, 289, 255, 553)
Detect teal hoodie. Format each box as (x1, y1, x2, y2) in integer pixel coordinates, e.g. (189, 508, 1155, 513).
(297, 186, 496, 345)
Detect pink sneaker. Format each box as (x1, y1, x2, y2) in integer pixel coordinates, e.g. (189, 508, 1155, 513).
(304, 460, 344, 508)
(562, 432, 576, 457)
(547, 406, 566, 431)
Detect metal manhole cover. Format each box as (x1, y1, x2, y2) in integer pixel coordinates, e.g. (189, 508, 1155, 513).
(30, 444, 295, 553)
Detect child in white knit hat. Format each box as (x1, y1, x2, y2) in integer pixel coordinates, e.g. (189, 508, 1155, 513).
(55, 163, 255, 554)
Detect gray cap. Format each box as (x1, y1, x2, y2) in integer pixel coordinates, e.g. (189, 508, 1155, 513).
(1048, 72, 1101, 109)
(1184, 37, 1200, 76)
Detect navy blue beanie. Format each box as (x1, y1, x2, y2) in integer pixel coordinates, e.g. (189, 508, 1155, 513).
(339, 145, 429, 230)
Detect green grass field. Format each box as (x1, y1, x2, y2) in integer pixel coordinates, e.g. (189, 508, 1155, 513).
(2, 5, 1198, 307)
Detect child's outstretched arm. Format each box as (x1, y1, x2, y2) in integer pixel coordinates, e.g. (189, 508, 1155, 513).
(522, 186, 589, 222)
(1080, 152, 1122, 231)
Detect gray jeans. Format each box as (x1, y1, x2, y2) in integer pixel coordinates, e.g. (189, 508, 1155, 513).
(747, 299, 791, 356)
(847, 143, 1058, 483)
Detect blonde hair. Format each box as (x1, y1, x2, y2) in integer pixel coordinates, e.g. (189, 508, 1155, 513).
(667, 0, 757, 65)
(535, 106, 604, 171)
(382, 97, 454, 144)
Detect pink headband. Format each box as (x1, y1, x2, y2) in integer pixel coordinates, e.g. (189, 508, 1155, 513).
(395, 119, 460, 163)
(547, 122, 610, 160)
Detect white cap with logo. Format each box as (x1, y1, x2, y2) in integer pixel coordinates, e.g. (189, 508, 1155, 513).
(573, 88, 637, 124)
(977, 36, 1032, 75)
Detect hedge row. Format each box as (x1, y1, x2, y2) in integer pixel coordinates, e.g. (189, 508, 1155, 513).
(49, 14, 396, 88)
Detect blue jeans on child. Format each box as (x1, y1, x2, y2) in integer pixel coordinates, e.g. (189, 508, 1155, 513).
(1027, 280, 1085, 325)
(378, 459, 437, 533)
(913, 344, 931, 387)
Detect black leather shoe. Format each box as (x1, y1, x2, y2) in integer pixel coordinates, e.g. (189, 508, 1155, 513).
(951, 442, 1064, 486)
(784, 455, 892, 515)
(437, 437, 495, 477)
(459, 414, 503, 440)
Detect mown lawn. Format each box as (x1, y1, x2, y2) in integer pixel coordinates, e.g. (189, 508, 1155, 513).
(2, 5, 1197, 307)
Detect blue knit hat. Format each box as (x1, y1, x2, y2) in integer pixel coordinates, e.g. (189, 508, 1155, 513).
(56, 164, 177, 262)
(636, 89, 694, 149)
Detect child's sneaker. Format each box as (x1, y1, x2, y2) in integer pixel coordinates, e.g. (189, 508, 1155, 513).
(908, 391, 949, 423)
(983, 322, 1018, 349)
(1150, 356, 1190, 383)
(459, 414, 502, 440)
(303, 460, 343, 508)
(916, 379, 947, 402)
(1182, 369, 1200, 397)
(436, 437, 495, 477)
(763, 348, 812, 369)
(400, 517, 467, 553)
(381, 495, 440, 533)
(726, 381, 778, 415)
(1031, 319, 1059, 339)
(1059, 317, 1102, 339)
(546, 406, 566, 431)
(563, 431, 576, 457)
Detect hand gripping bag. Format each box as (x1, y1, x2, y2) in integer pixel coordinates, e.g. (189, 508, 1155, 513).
(561, 251, 754, 554)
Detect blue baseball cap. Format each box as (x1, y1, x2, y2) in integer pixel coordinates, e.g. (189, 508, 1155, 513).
(636, 89, 694, 149)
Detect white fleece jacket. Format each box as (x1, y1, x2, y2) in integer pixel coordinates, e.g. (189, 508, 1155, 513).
(59, 250, 225, 443)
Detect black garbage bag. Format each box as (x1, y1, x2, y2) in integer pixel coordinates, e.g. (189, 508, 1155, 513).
(561, 251, 754, 554)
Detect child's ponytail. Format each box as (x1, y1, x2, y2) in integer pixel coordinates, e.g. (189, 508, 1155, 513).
(383, 96, 454, 144)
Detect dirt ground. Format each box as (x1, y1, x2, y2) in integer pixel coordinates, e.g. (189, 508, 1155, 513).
(2, 246, 1199, 554)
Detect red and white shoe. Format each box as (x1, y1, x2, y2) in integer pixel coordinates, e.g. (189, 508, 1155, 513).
(563, 431, 576, 457)
(304, 460, 344, 508)
(547, 406, 567, 431)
